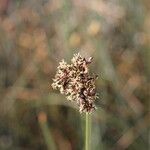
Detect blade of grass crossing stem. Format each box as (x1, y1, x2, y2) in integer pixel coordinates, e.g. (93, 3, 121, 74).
(39, 120, 56, 150)
(85, 113, 91, 150)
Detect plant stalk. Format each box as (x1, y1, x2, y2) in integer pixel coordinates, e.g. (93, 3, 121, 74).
(85, 113, 91, 150)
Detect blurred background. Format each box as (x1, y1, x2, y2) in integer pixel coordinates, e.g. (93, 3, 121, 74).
(0, 0, 149, 150)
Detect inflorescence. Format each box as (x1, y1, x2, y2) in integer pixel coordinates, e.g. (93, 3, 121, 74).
(51, 53, 98, 113)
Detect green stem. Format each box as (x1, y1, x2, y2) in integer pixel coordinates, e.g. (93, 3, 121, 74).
(39, 119, 56, 150)
(85, 113, 91, 150)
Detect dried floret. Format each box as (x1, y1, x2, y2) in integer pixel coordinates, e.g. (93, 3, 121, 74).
(51, 53, 98, 113)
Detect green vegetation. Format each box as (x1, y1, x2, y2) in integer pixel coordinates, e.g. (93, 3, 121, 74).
(0, 0, 149, 150)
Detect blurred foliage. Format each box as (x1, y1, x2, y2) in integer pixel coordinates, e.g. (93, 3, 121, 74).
(0, 0, 150, 150)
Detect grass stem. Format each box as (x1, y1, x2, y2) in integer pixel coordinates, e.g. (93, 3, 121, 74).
(85, 113, 91, 150)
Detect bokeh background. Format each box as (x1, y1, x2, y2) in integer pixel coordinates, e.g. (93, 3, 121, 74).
(0, 0, 150, 150)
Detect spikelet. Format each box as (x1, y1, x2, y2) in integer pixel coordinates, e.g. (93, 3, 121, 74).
(51, 53, 98, 113)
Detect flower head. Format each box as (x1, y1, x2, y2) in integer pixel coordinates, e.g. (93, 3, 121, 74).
(52, 53, 98, 113)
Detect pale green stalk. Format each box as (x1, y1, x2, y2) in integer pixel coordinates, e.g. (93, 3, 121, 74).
(85, 113, 91, 150)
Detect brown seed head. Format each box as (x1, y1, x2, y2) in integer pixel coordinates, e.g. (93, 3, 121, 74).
(51, 53, 98, 113)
